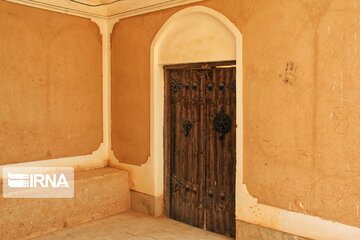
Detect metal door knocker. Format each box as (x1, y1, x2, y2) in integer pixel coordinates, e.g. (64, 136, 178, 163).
(183, 119, 193, 136)
(213, 110, 232, 139)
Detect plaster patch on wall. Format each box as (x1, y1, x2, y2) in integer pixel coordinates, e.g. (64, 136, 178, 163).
(0, 2, 111, 175)
(0, 1, 103, 165)
(312, 0, 360, 226)
(157, 11, 236, 64)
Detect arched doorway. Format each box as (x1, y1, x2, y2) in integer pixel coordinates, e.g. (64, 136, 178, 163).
(150, 5, 243, 237)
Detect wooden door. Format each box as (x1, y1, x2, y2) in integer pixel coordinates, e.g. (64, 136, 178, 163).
(166, 67, 206, 229)
(204, 67, 236, 236)
(165, 62, 236, 237)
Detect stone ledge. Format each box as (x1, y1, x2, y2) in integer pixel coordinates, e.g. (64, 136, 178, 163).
(0, 167, 130, 240)
(236, 220, 312, 240)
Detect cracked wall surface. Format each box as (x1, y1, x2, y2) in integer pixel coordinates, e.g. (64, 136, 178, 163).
(0, 1, 103, 164)
(111, 0, 360, 228)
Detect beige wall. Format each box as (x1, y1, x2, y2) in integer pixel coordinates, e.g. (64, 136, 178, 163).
(0, 1, 103, 165)
(111, 0, 360, 229)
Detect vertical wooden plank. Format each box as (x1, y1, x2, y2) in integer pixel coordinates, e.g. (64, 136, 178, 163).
(167, 68, 204, 229)
(205, 66, 236, 237)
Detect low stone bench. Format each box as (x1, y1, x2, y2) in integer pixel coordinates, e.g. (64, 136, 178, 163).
(0, 167, 130, 240)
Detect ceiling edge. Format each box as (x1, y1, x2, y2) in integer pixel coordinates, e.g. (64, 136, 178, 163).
(5, 0, 107, 19)
(108, 0, 204, 19)
(4, 0, 204, 20)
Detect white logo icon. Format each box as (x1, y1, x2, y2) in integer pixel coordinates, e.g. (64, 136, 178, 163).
(7, 173, 30, 188)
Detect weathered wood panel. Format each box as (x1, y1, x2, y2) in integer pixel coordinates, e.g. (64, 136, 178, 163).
(205, 67, 236, 237)
(165, 62, 236, 236)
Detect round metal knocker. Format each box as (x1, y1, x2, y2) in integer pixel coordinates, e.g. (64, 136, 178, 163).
(213, 110, 232, 139)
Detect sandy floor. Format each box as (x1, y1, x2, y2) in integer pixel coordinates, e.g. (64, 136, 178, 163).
(32, 211, 233, 240)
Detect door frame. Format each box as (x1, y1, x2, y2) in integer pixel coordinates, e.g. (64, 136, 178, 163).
(150, 4, 243, 223)
(163, 61, 237, 218)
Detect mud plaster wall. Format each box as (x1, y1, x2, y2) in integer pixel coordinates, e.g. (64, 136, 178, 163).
(111, 0, 360, 228)
(0, 1, 103, 164)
